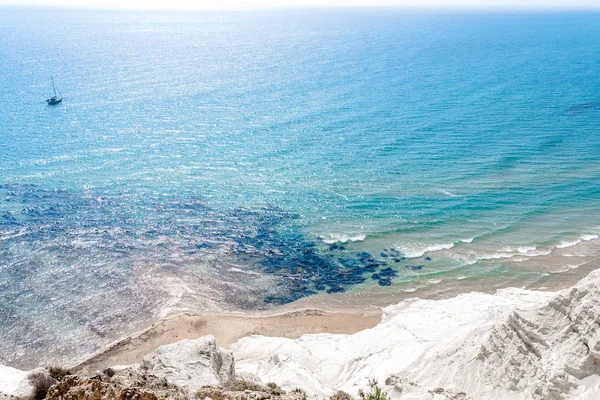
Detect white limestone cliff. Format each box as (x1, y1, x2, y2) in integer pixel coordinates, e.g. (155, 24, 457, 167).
(0, 366, 53, 400)
(141, 335, 235, 393)
(232, 270, 600, 399)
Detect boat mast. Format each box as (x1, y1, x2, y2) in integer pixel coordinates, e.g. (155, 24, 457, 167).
(51, 76, 57, 98)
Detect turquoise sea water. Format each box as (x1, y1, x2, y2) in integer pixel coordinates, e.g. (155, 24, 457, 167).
(1, 8, 600, 368)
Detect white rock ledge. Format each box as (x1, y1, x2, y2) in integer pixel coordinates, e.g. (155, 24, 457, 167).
(232, 270, 600, 400)
(0, 366, 53, 400)
(141, 335, 235, 393)
(0, 365, 28, 397)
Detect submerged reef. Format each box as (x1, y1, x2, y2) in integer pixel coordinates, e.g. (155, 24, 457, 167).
(0, 184, 430, 309)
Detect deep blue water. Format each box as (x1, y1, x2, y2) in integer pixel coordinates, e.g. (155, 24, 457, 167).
(1, 8, 600, 368)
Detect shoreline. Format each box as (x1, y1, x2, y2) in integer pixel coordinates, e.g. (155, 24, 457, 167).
(72, 308, 382, 376)
(71, 256, 600, 377)
(2, 248, 595, 373)
(4, 254, 593, 374)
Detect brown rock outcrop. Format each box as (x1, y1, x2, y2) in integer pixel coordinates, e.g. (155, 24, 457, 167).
(45, 376, 158, 400)
(196, 387, 307, 400)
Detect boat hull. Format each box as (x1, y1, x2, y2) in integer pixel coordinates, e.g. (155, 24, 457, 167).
(46, 98, 62, 105)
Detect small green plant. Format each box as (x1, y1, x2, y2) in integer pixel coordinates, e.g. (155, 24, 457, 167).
(225, 379, 266, 392)
(48, 366, 71, 381)
(102, 367, 116, 378)
(266, 382, 283, 396)
(358, 380, 389, 400)
(330, 390, 354, 400)
(195, 388, 229, 400)
(28, 372, 56, 400)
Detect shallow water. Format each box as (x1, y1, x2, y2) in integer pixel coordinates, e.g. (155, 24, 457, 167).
(1, 8, 600, 368)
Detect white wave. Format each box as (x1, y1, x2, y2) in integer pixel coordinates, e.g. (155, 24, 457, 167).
(556, 234, 599, 249)
(477, 252, 515, 261)
(461, 245, 551, 265)
(517, 246, 536, 254)
(397, 238, 473, 259)
(504, 246, 552, 257)
(525, 248, 552, 257)
(437, 189, 458, 197)
(401, 242, 455, 258)
(553, 263, 582, 273)
(557, 240, 581, 249)
(320, 234, 366, 244)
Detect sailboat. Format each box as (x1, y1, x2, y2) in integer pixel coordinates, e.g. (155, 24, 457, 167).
(46, 76, 62, 105)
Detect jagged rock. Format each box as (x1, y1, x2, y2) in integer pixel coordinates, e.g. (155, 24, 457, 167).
(0, 366, 54, 400)
(45, 375, 158, 400)
(381, 375, 471, 400)
(141, 335, 235, 393)
(0, 365, 28, 397)
(196, 386, 306, 400)
(232, 287, 553, 399)
(404, 269, 600, 399)
(105, 366, 188, 399)
(235, 372, 264, 386)
(104, 366, 167, 390)
(232, 269, 600, 399)
(472, 268, 600, 399)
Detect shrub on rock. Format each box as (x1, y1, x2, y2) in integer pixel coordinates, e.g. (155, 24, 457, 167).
(28, 372, 56, 400)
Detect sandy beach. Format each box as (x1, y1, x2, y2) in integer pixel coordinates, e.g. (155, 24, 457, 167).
(73, 308, 381, 376)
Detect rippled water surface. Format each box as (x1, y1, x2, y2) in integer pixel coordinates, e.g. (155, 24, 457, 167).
(1, 9, 600, 368)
